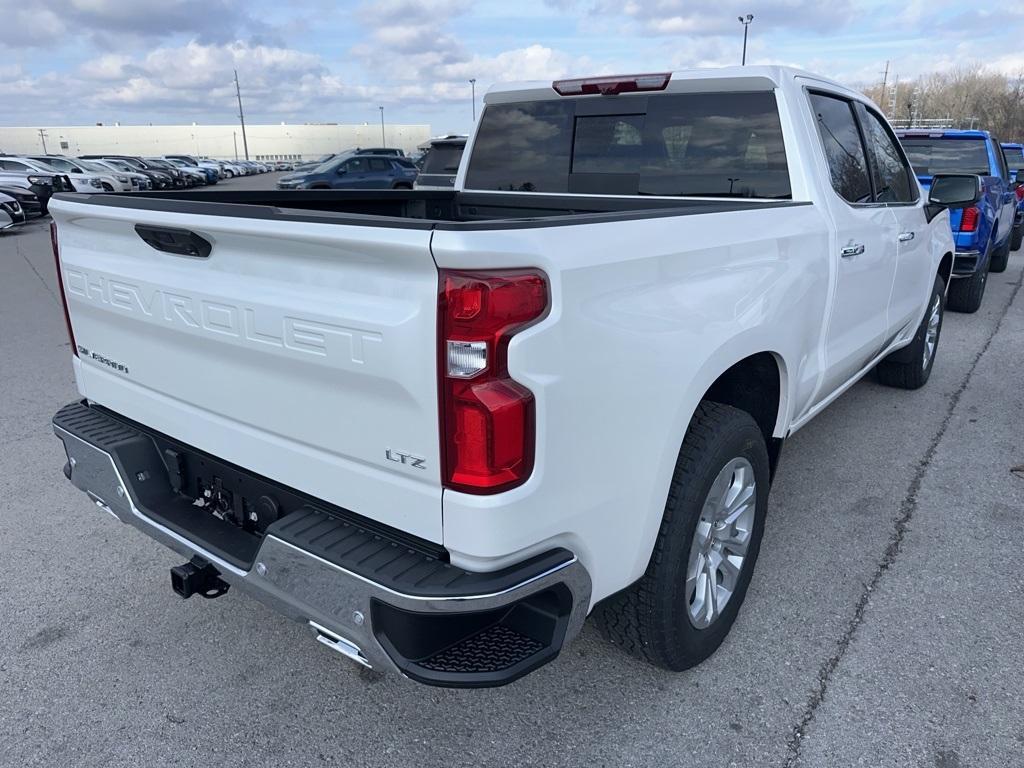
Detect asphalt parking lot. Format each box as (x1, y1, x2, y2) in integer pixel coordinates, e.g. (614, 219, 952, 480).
(2, 176, 1022, 768)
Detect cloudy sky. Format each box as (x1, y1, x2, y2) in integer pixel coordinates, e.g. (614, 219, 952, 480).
(1, 0, 1022, 133)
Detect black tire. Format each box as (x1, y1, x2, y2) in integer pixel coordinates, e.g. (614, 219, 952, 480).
(989, 236, 1010, 273)
(595, 402, 769, 671)
(101, 182, 114, 192)
(947, 263, 988, 313)
(875, 274, 944, 390)
(393, 183, 413, 190)
(1011, 224, 1023, 252)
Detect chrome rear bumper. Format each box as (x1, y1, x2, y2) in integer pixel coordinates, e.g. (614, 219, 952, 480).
(54, 402, 591, 687)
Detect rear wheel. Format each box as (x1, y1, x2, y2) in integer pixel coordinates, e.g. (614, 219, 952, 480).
(989, 236, 1010, 273)
(596, 402, 769, 670)
(875, 274, 944, 389)
(1011, 223, 1023, 252)
(947, 264, 988, 313)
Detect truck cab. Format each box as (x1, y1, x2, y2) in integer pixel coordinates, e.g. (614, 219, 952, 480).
(897, 129, 1016, 307)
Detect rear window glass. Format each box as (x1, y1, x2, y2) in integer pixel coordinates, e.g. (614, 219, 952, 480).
(465, 91, 791, 198)
(900, 138, 991, 176)
(1003, 147, 1024, 168)
(422, 144, 465, 174)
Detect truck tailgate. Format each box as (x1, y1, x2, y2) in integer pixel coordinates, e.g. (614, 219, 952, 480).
(50, 198, 443, 542)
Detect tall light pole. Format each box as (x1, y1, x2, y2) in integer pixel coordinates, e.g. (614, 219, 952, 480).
(234, 69, 250, 160)
(469, 78, 477, 122)
(378, 106, 386, 147)
(37, 128, 49, 153)
(738, 14, 754, 66)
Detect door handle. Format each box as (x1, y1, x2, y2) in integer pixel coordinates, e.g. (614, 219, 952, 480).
(897, 231, 915, 242)
(840, 243, 865, 258)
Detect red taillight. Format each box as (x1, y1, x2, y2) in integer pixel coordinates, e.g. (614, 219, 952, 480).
(960, 206, 980, 233)
(51, 221, 78, 357)
(553, 72, 671, 96)
(439, 269, 549, 494)
(1016, 186, 1024, 202)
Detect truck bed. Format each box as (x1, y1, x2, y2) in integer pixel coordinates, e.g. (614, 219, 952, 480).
(58, 189, 806, 230)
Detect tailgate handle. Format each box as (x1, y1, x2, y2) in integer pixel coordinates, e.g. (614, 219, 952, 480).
(134, 224, 212, 259)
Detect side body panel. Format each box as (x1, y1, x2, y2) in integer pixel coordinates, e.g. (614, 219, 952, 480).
(432, 204, 831, 603)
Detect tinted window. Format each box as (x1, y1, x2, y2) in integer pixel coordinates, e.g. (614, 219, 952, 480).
(900, 138, 991, 176)
(859, 107, 916, 203)
(466, 100, 573, 192)
(572, 114, 645, 174)
(1003, 147, 1024, 169)
(368, 158, 391, 171)
(465, 92, 791, 198)
(343, 157, 369, 173)
(38, 157, 74, 171)
(991, 139, 1008, 179)
(809, 93, 872, 204)
(0, 159, 31, 171)
(422, 144, 465, 174)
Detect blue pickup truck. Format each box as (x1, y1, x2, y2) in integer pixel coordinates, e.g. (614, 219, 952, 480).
(1001, 141, 1024, 251)
(897, 129, 1016, 312)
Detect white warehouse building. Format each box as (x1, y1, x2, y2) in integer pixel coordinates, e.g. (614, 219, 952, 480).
(0, 123, 432, 161)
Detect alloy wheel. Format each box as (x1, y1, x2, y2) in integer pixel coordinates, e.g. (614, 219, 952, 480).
(685, 457, 756, 629)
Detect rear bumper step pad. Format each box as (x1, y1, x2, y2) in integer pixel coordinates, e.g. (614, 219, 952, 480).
(53, 400, 591, 686)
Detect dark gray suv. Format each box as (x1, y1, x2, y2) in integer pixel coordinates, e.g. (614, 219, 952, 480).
(276, 153, 418, 190)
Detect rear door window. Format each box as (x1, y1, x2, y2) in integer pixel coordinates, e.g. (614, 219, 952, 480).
(344, 157, 369, 173)
(808, 93, 872, 204)
(368, 158, 392, 172)
(465, 91, 791, 198)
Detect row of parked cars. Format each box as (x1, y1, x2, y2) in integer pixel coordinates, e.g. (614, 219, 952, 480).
(0, 153, 281, 232)
(894, 130, 1024, 312)
(272, 129, 1018, 315)
(274, 139, 469, 191)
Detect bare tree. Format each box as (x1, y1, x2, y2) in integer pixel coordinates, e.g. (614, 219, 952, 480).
(859, 65, 1024, 140)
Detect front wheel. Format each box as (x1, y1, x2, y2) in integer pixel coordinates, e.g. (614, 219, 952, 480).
(596, 402, 769, 670)
(875, 274, 944, 389)
(1011, 223, 1023, 252)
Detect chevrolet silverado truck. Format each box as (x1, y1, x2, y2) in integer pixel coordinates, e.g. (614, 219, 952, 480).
(50, 66, 975, 688)
(897, 129, 1017, 310)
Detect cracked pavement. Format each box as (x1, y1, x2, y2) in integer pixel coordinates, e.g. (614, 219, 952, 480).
(1, 181, 1022, 768)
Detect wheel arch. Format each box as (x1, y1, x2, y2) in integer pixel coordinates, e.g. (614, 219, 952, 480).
(699, 351, 787, 477)
(938, 251, 953, 287)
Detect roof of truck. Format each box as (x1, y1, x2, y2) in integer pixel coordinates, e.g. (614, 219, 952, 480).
(895, 129, 992, 139)
(485, 65, 860, 103)
(1001, 141, 1023, 149)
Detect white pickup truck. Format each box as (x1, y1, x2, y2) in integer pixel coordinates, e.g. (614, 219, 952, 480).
(50, 66, 979, 688)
